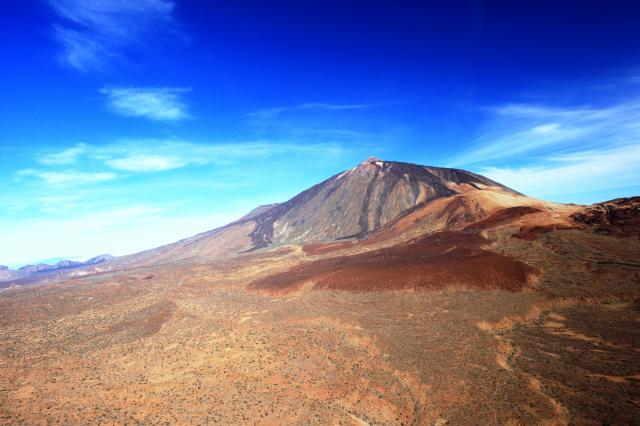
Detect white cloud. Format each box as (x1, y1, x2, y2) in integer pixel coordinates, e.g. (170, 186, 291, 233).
(39, 143, 87, 165)
(32, 140, 349, 175)
(248, 102, 382, 123)
(53, 26, 111, 72)
(480, 143, 640, 202)
(450, 98, 640, 167)
(532, 123, 561, 134)
(36, 195, 81, 213)
(49, 0, 174, 33)
(106, 154, 186, 171)
(245, 101, 394, 144)
(439, 75, 640, 204)
(48, 0, 177, 72)
(18, 169, 116, 186)
(101, 87, 191, 121)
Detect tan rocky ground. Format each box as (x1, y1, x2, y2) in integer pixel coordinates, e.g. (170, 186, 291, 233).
(1, 215, 639, 424)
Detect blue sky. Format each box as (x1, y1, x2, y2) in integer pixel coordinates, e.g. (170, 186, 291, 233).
(1, 0, 640, 267)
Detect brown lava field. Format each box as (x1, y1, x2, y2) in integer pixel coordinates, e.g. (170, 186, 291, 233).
(251, 231, 537, 294)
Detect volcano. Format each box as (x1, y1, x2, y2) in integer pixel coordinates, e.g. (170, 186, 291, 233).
(1, 157, 639, 425)
(108, 156, 565, 268)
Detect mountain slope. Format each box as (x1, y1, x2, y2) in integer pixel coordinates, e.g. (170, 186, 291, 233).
(116, 157, 536, 268)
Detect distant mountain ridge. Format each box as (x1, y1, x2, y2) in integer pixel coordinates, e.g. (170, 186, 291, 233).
(0, 254, 113, 285)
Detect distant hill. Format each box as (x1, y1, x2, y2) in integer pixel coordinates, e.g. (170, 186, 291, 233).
(0, 255, 113, 288)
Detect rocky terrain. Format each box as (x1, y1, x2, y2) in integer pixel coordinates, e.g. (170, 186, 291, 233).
(1, 158, 638, 425)
(572, 196, 640, 237)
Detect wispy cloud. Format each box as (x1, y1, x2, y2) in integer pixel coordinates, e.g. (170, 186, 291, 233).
(53, 26, 111, 72)
(106, 154, 187, 172)
(480, 144, 640, 202)
(36, 195, 82, 213)
(248, 102, 381, 122)
(39, 143, 87, 165)
(49, 0, 177, 72)
(246, 101, 395, 144)
(17, 140, 352, 180)
(101, 87, 192, 121)
(444, 76, 640, 203)
(450, 98, 640, 167)
(66, 140, 346, 168)
(17, 169, 117, 186)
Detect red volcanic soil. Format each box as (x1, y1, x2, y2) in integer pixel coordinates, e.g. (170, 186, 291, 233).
(251, 231, 538, 294)
(511, 229, 540, 241)
(465, 206, 542, 231)
(111, 301, 174, 332)
(302, 235, 385, 256)
(512, 224, 579, 241)
(303, 240, 358, 255)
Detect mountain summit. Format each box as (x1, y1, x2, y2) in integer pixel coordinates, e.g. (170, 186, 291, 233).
(242, 157, 520, 247)
(116, 157, 543, 267)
